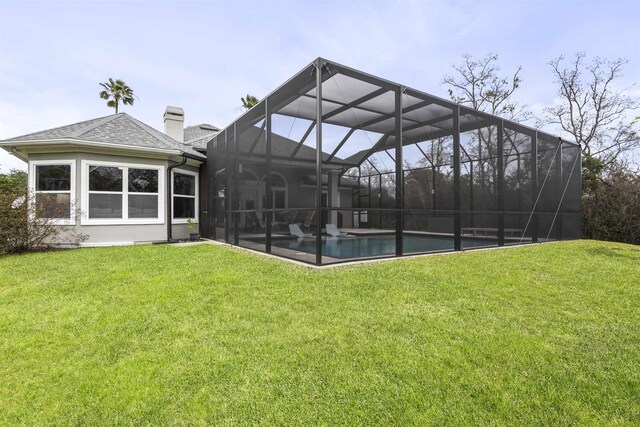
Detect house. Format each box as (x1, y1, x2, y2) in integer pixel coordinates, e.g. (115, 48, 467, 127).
(0, 105, 355, 246)
(0, 109, 210, 244)
(1, 58, 581, 264)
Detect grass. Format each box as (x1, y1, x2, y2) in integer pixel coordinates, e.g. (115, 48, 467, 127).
(0, 240, 638, 426)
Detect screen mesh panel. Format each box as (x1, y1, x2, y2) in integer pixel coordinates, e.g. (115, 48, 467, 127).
(203, 58, 581, 265)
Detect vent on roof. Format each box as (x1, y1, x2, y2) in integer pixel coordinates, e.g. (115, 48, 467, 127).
(163, 106, 184, 142)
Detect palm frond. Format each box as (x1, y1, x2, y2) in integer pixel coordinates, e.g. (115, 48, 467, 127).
(99, 78, 135, 112)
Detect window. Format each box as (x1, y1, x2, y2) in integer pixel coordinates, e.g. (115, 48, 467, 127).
(82, 161, 163, 225)
(172, 170, 198, 222)
(128, 168, 159, 218)
(261, 172, 287, 210)
(88, 166, 123, 219)
(30, 161, 75, 223)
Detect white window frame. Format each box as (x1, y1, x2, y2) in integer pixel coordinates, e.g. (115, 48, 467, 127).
(81, 160, 164, 225)
(260, 172, 288, 210)
(171, 168, 199, 224)
(29, 159, 76, 226)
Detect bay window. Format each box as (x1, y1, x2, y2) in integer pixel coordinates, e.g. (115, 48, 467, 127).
(82, 161, 163, 225)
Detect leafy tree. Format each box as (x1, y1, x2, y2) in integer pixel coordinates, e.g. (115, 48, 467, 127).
(0, 168, 27, 193)
(241, 94, 259, 111)
(581, 158, 640, 244)
(99, 78, 136, 113)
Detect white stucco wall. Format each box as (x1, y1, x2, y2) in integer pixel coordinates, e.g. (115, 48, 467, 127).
(28, 151, 201, 246)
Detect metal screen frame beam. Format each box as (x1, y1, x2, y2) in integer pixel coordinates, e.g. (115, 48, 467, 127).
(497, 119, 505, 246)
(327, 128, 356, 162)
(555, 139, 563, 241)
(247, 120, 267, 157)
(325, 60, 397, 92)
(289, 120, 316, 160)
(352, 135, 390, 168)
(315, 61, 323, 265)
(453, 105, 461, 251)
(224, 130, 230, 243)
(395, 87, 404, 256)
(531, 131, 539, 243)
(265, 100, 273, 253)
(347, 99, 433, 133)
(206, 137, 216, 240)
(322, 87, 389, 121)
(233, 124, 240, 245)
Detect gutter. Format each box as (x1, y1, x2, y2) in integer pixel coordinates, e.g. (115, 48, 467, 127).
(166, 154, 188, 242)
(0, 139, 207, 160)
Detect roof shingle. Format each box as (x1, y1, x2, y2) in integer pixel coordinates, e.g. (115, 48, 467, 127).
(1, 113, 205, 159)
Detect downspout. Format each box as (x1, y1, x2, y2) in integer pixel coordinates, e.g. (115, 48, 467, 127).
(167, 154, 188, 242)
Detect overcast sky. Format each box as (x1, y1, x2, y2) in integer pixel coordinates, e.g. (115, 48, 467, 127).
(1, 0, 639, 171)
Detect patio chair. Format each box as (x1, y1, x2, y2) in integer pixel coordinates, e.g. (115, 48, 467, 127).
(326, 223, 353, 237)
(303, 210, 315, 229)
(289, 224, 313, 238)
(247, 211, 265, 232)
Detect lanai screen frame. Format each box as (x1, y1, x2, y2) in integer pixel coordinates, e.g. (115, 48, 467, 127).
(204, 57, 582, 266)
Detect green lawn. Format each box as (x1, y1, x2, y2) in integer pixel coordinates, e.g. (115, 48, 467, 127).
(0, 240, 638, 426)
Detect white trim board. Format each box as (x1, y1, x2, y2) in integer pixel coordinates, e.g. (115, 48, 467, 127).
(28, 159, 77, 226)
(80, 159, 165, 226)
(171, 168, 199, 224)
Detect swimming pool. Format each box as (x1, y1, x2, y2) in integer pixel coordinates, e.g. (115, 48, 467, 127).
(270, 234, 493, 259)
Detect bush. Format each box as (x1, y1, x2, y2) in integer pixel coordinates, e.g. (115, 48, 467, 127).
(0, 169, 85, 254)
(582, 158, 640, 245)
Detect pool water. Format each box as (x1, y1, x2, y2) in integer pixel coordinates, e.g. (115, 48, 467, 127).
(270, 234, 493, 259)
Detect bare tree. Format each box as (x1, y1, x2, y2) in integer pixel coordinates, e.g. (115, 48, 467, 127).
(442, 53, 532, 206)
(544, 53, 640, 164)
(443, 53, 532, 122)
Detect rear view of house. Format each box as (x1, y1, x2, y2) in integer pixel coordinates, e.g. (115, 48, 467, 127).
(0, 58, 582, 264)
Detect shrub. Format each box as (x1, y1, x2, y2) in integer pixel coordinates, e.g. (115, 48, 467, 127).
(582, 158, 640, 245)
(0, 169, 85, 254)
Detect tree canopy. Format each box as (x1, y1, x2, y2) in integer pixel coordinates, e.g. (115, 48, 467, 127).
(99, 78, 136, 114)
(241, 94, 259, 111)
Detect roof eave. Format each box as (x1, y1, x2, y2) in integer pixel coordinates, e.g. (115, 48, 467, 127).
(0, 138, 206, 161)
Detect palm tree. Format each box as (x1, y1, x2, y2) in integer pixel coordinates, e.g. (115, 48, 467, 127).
(99, 78, 136, 113)
(241, 94, 259, 111)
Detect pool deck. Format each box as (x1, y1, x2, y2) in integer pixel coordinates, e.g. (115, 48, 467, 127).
(210, 227, 532, 265)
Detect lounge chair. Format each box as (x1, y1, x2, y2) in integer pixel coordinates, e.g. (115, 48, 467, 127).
(289, 224, 313, 238)
(326, 223, 353, 237)
(246, 211, 265, 232)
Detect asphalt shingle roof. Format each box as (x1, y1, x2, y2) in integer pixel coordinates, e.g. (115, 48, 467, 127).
(1, 113, 349, 164)
(184, 124, 220, 145)
(2, 113, 205, 159)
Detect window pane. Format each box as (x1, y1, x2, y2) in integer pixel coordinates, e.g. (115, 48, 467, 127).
(274, 190, 286, 209)
(269, 174, 285, 187)
(174, 196, 195, 218)
(129, 169, 158, 193)
(89, 193, 122, 218)
(128, 195, 158, 218)
(174, 173, 195, 196)
(89, 166, 122, 192)
(35, 193, 70, 219)
(36, 165, 70, 191)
